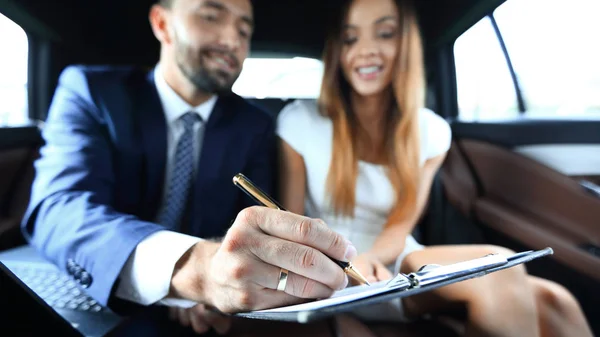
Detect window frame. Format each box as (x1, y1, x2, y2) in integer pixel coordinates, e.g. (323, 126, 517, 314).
(488, 13, 526, 114)
(451, 1, 600, 121)
(0, 11, 30, 126)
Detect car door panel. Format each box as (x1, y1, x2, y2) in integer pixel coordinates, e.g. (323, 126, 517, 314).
(475, 198, 600, 280)
(450, 120, 600, 147)
(439, 135, 600, 332)
(444, 138, 600, 276)
(513, 145, 600, 184)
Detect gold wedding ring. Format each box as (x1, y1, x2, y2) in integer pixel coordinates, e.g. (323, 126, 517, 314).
(277, 268, 288, 291)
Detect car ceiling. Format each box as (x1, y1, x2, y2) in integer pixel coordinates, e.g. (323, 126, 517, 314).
(2, 0, 503, 66)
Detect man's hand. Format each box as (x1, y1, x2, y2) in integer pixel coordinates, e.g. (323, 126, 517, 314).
(349, 253, 393, 286)
(170, 207, 357, 313)
(169, 304, 231, 335)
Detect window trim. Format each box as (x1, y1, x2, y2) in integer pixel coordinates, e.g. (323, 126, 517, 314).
(489, 13, 526, 114)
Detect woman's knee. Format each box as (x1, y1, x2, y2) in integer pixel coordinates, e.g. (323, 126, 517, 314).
(534, 279, 582, 317)
(404, 245, 530, 301)
(474, 245, 531, 282)
(468, 273, 539, 334)
(402, 244, 530, 296)
(448, 246, 534, 312)
(401, 244, 510, 270)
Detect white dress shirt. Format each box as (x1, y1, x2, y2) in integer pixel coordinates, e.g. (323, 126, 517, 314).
(114, 64, 217, 308)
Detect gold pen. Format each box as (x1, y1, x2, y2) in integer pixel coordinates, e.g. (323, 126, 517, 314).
(232, 173, 371, 286)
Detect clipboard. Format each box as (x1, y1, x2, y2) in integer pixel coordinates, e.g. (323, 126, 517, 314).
(234, 247, 553, 323)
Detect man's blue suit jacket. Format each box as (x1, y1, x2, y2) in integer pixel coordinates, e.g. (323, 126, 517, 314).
(20, 65, 276, 307)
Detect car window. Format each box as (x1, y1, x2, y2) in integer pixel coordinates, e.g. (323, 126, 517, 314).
(0, 13, 28, 126)
(454, 0, 600, 121)
(232, 57, 323, 99)
(454, 16, 518, 121)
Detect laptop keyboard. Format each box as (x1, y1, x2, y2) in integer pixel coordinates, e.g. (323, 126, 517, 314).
(9, 265, 104, 313)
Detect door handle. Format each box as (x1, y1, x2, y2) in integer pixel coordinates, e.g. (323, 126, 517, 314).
(580, 180, 600, 199)
(579, 243, 600, 258)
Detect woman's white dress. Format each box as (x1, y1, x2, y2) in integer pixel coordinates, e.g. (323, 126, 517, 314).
(276, 99, 451, 321)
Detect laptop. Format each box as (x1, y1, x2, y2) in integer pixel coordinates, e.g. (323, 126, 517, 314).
(0, 245, 123, 337)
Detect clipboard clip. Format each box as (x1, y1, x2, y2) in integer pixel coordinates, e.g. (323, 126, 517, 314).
(386, 253, 509, 289)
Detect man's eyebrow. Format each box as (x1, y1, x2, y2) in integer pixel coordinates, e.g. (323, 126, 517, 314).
(202, 0, 254, 28)
(203, 0, 226, 11)
(241, 15, 254, 28)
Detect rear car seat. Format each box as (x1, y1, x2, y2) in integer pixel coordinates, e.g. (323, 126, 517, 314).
(0, 126, 42, 251)
(247, 97, 292, 118)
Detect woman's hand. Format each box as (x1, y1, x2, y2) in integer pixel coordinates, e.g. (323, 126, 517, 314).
(169, 304, 232, 335)
(350, 253, 393, 286)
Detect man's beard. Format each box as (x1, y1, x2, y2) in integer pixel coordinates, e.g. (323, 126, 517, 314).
(174, 36, 241, 95)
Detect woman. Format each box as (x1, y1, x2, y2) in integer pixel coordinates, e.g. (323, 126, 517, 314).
(276, 0, 593, 336)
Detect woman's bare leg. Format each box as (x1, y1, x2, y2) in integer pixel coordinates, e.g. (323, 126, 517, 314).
(399, 245, 540, 337)
(528, 276, 593, 337)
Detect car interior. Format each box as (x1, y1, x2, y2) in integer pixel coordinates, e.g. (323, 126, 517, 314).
(0, 0, 599, 335)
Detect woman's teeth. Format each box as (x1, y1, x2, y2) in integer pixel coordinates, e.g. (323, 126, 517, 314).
(358, 66, 380, 74)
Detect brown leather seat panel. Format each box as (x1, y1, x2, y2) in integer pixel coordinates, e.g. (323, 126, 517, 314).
(446, 139, 600, 281)
(0, 148, 30, 204)
(440, 141, 479, 217)
(459, 139, 600, 242)
(0, 146, 38, 250)
(475, 197, 600, 281)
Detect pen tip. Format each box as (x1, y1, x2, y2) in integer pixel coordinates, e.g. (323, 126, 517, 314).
(345, 265, 371, 286)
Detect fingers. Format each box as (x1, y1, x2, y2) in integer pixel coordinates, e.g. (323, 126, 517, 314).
(178, 307, 190, 327)
(170, 305, 231, 335)
(194, 305, 232, 335)
(168, 307, 178, 321)
(250, 288, 313, 310)
(258, 262, 339, 298)
(348, 261, 370, 286)
(211, 284, 303, 313)
(235, 207, 357, 262)
(188, 308, 210, 334)
(247, 232, 348, 291)
(375, 263, 393, 281)
(217, 246, 339, 299)
(215, 207, 358, 312)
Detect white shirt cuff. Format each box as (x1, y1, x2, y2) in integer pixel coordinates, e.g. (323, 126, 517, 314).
(158, 297, 199, 308)
(115, 230, 202, 306)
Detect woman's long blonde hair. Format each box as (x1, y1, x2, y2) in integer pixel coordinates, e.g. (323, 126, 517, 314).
(318, 0, 425, 227)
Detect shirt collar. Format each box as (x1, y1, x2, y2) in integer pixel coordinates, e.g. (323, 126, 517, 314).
(153, 64, 218, 125)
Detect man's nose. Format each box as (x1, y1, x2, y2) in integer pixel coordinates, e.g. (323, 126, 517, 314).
(217, 23, 241, 51)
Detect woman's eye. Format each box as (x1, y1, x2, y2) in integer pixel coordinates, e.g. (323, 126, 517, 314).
(378, 31, 396, 39)
(343, 36, 357, 45)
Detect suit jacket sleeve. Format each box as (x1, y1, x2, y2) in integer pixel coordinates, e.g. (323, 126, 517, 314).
(21, 66, 164, 307)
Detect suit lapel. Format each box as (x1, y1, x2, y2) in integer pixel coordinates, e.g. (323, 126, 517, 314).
(132, 70, 168, 221)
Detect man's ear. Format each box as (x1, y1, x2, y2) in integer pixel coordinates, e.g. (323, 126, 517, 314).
(149, 4, 173, 45)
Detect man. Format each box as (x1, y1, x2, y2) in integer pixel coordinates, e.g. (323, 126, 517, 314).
(21, 0, 356, 334)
